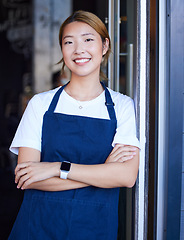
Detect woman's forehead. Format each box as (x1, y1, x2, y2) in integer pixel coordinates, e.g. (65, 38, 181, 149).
(62, 21, 99, 38)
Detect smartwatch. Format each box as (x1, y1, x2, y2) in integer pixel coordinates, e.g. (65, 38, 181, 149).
(60, 161, 71, 179)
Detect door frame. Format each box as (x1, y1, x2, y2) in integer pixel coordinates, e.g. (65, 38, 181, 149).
(107, 0, 150, 239)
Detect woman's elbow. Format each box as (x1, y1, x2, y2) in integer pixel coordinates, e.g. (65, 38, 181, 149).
(126, 178, 137, 188)
(119, 171, 138, 188)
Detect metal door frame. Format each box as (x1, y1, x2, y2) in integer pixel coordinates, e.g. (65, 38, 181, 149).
(107, 1, 149, 240)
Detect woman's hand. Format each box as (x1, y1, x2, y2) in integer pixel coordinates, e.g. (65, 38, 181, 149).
(15, 161, 60, 190)
(105, 144, 137, 164)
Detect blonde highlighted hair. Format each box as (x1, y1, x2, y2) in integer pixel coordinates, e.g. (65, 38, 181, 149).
(58, 10, 111, 80)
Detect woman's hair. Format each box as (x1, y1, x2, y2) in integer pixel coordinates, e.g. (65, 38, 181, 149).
(58, 10, 111, 80)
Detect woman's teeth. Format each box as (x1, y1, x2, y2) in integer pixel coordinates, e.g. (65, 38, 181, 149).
(75, 59, 90, 63)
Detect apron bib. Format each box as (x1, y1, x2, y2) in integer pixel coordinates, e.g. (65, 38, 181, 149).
(9, 83, 120, 240)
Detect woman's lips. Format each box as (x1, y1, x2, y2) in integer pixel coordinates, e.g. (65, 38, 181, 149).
(74, 58, 91, 64)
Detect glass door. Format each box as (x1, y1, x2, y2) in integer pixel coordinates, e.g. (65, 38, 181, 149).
(73, 1, 137, 239)
(108, 1, 138, 239)
(108, 0, 136, 98)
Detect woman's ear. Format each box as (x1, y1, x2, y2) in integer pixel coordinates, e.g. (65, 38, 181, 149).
(102, 38, 109, 56)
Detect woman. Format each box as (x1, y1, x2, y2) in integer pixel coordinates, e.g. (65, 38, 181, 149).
(9, 10, 140, 240)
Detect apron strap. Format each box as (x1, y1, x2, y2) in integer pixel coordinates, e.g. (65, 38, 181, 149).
(101, 82, 116, 121)
(48, 81, 116, 122)
(48, 83, 68, 112)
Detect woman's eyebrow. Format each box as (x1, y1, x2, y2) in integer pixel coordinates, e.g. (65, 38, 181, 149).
(63, 33, 95, 40)
(63, 35, 73, 40)
(81, 33, 94, 36)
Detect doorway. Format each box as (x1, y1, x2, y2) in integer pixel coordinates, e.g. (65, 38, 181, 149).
(0, 1, 138, 239)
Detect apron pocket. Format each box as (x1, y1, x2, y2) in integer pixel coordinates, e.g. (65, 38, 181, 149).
(70, 199, 110, 240)
(28, 196, 73, 240)
(28, 196, 112, 240)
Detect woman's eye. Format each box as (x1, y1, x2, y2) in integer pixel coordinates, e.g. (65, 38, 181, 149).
(85, 38, 94, 42)
(64, 41, 72, 45)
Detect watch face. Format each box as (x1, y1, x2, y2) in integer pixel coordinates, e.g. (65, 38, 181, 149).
(61, 161, 71, 171)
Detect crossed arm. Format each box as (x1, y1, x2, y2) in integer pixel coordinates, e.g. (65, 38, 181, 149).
(15, 145, 139, 191)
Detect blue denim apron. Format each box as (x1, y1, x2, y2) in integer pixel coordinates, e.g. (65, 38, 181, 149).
(9, 83, 120, 240)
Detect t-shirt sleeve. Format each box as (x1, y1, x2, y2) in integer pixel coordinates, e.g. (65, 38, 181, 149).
(112, 95, 140, 148)
(9, 94, 44, 155)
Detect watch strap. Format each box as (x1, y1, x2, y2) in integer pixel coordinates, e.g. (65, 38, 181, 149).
(60, 170, 68, 179)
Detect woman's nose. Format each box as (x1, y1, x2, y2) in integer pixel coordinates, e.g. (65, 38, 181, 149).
(74, 42, 85, 54)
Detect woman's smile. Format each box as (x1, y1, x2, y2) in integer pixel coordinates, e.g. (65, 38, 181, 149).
(73, 58, 91, 65)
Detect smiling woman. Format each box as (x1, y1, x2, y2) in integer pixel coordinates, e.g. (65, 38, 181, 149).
(61, 21, 109, 84)
(59, 10, 111, 80)
(8, 10, 140, 240)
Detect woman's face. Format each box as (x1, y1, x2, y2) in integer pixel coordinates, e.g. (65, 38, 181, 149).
(62, 21, 108, 79)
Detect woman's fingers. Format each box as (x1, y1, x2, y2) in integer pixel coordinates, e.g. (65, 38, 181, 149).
(106, 144, 137, 163)
(15, 167, 29, 184)
(16, 173, 31, 189)
(117, 154, 134, 162)
(110, 144, 136, 157)
(110, 151, 135, 162)
(15, 161, 60, 190)
(15, 161, 30, 175)
(15, 162, 34, 188)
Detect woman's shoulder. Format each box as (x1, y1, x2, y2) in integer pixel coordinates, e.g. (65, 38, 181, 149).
(23, 87, 62, 117)
(32, 87, 61, 102)
(30, 87, 61, 108)
(107, 87, 134, 107)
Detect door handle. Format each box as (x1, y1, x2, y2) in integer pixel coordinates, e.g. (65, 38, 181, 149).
(126, 44, 134, 98)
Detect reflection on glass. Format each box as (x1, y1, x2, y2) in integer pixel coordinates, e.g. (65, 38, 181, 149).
(119, 0, 127, 94)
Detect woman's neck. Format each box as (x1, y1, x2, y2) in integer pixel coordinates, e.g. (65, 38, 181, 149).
(65, 75, 104, 101)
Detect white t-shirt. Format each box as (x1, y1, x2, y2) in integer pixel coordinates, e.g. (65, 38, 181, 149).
(10, 87, 140, 155)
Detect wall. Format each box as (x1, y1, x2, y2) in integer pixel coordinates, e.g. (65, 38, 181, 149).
(157, 0, 184, 239)
(166, 0, 184, 238)
(0, 1, 32, 239)
(33, 0, 71, 93)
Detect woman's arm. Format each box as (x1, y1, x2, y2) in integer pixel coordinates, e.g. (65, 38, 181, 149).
(15, 147, 89, 191)
(15, 145, 139, 190)
(25, 178, 89, 191)
(68, 147, 139, 188)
